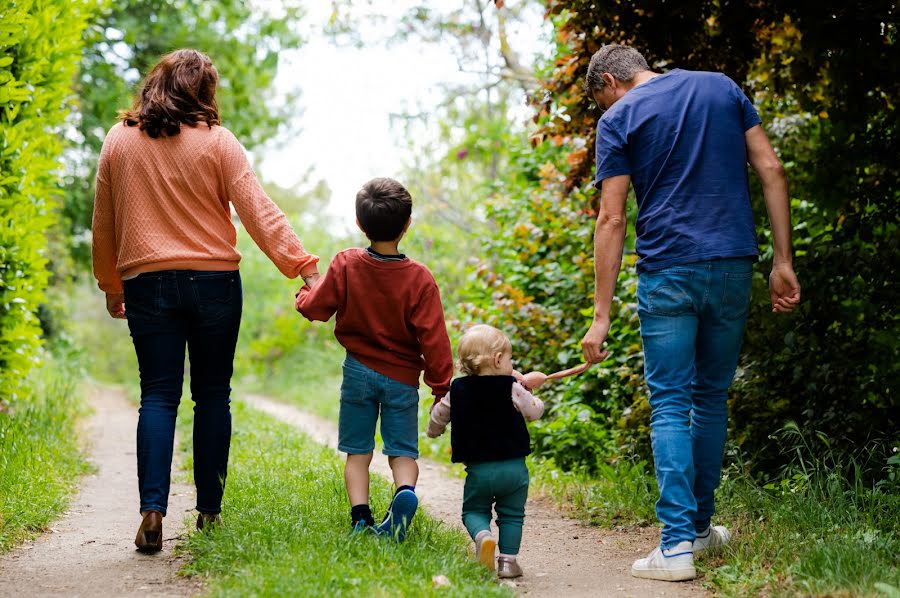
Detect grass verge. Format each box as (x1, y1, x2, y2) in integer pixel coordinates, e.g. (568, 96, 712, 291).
(706, 461, 900, 596)
(176, 399, 511, 597)
(523, 450, 900, 596)
(0, 354, 90, 551)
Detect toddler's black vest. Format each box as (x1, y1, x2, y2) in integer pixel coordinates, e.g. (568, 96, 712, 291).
(449, 375, 531, 464)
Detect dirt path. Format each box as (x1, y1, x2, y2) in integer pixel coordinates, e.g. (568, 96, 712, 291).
(0, 388, 200, 597)
(244, 394, 705, 598)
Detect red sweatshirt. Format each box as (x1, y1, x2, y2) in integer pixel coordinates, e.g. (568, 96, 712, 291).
(295, 248, 453, 398)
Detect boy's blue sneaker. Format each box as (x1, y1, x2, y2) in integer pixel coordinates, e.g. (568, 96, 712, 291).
(376, 489, 418, 541)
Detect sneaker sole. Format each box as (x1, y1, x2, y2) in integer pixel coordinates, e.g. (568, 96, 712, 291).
(478, 537, 497, 570)
(377, 490, 418, 541)
(631, 566, 697, 582)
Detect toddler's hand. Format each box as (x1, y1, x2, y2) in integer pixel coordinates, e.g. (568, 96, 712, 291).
(521, 371, 548, 390)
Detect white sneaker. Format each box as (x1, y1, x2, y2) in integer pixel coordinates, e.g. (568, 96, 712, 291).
(693, 525, 731, 554)
(631, 541, 696, 581)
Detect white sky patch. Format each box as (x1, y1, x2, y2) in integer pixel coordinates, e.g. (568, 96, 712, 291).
(255, 1, 548, 234)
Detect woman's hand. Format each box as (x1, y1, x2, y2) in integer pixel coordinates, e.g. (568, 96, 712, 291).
(106, 293, 126, 319)
(302, 272, 321, 289)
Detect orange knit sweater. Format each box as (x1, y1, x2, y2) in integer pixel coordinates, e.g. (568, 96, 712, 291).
(92, 122, 318, 294)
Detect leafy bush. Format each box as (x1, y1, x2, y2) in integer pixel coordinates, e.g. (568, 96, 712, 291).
(0, 0, 93, 404)
(458, 137, 651, 472)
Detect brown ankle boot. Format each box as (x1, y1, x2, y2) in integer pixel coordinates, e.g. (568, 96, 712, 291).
(135, 510, 163, 552)
(196, 513, 223, 531)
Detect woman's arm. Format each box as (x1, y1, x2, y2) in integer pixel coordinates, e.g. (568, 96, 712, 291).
(219, 129, 319, 279)
(91, 136, 126, 317)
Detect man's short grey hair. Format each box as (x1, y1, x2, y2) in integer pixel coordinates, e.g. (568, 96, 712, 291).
(584, 44, 650, 94)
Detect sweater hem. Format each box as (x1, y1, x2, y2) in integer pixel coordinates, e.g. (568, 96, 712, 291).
(121, 259, 239, 280)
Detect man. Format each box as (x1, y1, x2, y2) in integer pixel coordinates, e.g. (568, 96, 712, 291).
(580, 45, 800, 582)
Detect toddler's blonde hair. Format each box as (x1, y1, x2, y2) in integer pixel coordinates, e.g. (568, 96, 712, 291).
(456, 324, 512, 376)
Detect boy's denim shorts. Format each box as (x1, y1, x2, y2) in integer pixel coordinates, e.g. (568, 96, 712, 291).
(338, 353, 420, 459)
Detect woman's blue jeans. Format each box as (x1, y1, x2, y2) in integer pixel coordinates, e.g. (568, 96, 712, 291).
(124, 270, 242, 516)
(637, 258, 753, 549)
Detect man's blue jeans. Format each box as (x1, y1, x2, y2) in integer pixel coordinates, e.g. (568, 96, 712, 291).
(637, 258, 753, 549)
(124, 270, 242, 516)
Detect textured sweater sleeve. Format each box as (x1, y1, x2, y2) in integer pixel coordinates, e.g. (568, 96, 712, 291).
(426, 393, 452, 438)
(91, 134, 123, 295)
(295, 253, 344, 321)
(411, 282, 453, 398)
(219, 129, 319, 278)
(511, 382, 545, 421)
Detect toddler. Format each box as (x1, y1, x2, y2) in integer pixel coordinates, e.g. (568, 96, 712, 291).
(427, 324, 544, 578)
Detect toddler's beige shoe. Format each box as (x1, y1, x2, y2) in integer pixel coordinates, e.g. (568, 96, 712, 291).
(497, 555, 523, 579)
(474, 530, 497, 570)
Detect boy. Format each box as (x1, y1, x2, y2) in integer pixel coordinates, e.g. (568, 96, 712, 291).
(295, 177, 453, 540)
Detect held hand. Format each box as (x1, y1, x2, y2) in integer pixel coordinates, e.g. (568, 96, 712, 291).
(769, 264, 801, 314)
(581, 319, 611, 364)
(106, 293, 126, 319)
(302, 272, 321, 290)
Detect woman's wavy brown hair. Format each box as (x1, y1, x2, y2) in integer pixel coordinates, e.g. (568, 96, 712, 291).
(120, 49, 220, 138)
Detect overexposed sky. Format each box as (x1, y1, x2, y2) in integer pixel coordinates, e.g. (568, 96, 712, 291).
(255, 1, 548, 233)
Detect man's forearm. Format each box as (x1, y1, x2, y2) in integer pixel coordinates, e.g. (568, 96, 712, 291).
(761, 170, 793, 265)
(745, 125, 793, 266)
(592, 212, 627, 321)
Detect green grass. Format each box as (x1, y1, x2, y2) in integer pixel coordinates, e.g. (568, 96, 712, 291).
(0, 354, 90, 551)
(706, 461, 900, 597)
(523, 449, 900, 597)
(175, 399, 511, 597)
(528, 457, 658, 527)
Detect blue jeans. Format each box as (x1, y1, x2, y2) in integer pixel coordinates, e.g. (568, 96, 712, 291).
(637, 258, 753, 549)
(338, 354, 420, 458)
(124, 270, 242, 515)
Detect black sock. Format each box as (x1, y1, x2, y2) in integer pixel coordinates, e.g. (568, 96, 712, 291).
(396, 485, 416, 495)
(351, 504, 374, 526)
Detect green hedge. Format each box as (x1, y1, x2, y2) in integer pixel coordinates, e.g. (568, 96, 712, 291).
(0, 0, 93, 404)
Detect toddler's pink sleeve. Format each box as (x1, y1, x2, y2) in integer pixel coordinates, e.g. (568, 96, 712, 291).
(426, 394, 452, 438)
(511, 382, 544, 421)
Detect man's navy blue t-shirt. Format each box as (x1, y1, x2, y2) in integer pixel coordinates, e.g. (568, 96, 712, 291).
(594, 69, 762, 272)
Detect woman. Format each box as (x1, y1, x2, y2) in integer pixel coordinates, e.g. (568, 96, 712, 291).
(91, 49, 319, 552)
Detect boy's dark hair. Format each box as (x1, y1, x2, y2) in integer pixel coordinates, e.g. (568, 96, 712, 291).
(355, 178, 412, 242)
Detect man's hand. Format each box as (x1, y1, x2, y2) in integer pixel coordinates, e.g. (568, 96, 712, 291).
(769, 263, 801, 313)
(581, 318, 611, 363)
(106, 293, 126, 319)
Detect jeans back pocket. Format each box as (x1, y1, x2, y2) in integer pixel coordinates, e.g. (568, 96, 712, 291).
(639, 270, 695, 316)
(721, 271, 752, 320)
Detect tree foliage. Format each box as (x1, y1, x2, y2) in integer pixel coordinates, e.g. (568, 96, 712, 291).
(0, 0, 94, 404)
(468, 0, 899, 475)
